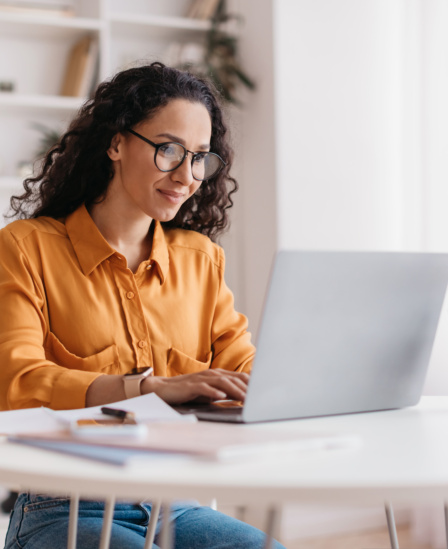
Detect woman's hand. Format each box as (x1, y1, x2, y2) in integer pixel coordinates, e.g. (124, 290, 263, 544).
(142, 369, 249, 405)
(85, 369, 249, 408)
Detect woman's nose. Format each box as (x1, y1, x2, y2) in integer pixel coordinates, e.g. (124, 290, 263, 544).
(172, 156, 195, 186)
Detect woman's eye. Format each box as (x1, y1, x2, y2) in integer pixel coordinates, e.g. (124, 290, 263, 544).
(193, 153, 206, 164)
(159, 144, 178, 156)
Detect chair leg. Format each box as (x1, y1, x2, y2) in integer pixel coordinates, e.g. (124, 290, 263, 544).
(235, 505, 246, 522)
(263, 505, 281, 549)
(444, 502, 448, 549)
(99, 496, 116, 549)
(67, 494, 79, 549)
(159, 502, 173, 549)
(385, 502, 399, 549)
(209, 498, 217, 511)
(144, 500, 161, 549)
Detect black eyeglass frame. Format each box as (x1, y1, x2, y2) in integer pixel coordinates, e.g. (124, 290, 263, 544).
(127, 129, 226, 182)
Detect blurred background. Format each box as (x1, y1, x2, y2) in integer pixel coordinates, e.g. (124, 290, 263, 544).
(1, 0, 448, 546)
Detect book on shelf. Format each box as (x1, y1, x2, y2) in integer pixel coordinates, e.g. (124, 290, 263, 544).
(78, 38, 98, 98)
(187, 0, 220, 20)
(0, 0, 75, 17)
(61, 35, 98, 98)
(186, 0, 200, 19)
(164, 42, 205, 68)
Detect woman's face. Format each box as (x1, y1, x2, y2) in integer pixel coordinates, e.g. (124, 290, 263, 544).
(107, 98, 212, 222)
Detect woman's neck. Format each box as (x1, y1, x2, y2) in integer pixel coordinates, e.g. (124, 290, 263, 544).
(88, 198, 154, 272)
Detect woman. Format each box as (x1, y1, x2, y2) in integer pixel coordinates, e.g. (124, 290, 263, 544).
(0, 63, 285, 548)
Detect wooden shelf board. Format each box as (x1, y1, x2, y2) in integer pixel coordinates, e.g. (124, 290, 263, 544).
(110, 15, 239, 42)
(0, 13, 103, 39)
(0, 93, 85, 112)
(109, 12, 211, 31)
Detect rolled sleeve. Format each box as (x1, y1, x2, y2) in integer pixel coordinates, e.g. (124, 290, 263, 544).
(0, 229, 101, 410)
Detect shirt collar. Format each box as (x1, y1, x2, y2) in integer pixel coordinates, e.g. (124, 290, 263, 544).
(149, 219, 169, 285)
(65, 204, 169, 283)
(65, 205, 114, 276)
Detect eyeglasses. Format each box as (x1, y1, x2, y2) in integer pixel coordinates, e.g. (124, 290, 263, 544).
(128, 129, 226, 182)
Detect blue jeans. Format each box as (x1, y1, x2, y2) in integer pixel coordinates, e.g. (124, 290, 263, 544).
(4, 493, 286, 548)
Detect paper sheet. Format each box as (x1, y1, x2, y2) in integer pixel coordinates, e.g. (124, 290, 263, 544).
(0, 393, 194, 435)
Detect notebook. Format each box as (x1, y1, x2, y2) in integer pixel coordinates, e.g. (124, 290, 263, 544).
(175, 250, 448, 423)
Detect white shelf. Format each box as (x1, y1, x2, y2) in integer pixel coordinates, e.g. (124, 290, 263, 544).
(0, 93, 85, 112)
(109, 12, 211, 31)
(0, 176, 23, 189)
(108, 13, 211, 41)
(0, 13, 103, 38)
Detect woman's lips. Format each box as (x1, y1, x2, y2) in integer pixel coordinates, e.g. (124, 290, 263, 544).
(157, 189, 185, 204)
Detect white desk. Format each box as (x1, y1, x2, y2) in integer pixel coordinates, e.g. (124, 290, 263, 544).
(1, 396, 448, 547)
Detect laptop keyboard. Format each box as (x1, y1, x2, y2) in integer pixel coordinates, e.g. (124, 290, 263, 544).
(173, 403, 244, 423)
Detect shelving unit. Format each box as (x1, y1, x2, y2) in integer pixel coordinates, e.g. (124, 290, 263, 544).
(108, 12, 212, 31)
(0, 13, 103, 36)
(0, 0, 214, 225)
(0, 93, 84, 110)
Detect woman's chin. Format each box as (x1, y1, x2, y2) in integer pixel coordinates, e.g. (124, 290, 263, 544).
(153, 211, 179, 223)
(153, 205, 184, 223)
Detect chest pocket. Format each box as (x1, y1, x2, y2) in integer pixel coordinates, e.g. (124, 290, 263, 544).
(44, 331, 120, 374)
(167, 347, 212, 377)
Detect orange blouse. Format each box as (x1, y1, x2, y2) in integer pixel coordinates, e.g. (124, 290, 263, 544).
(0, 205, 255, 410)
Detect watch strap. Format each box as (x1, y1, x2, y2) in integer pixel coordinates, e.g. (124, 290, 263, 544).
(123, 367, 153, 399)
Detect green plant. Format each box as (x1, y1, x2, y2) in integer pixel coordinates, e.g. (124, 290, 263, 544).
(179, 0, 255, 103)
(32, 122, 61, 159)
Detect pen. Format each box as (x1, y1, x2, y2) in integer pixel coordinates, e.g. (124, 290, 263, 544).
(100, 407, 135, 421)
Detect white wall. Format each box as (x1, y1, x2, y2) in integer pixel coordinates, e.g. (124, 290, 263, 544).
(235, 0, 448, 394)
(269, 0, 448, 257)
(274, 0, 406, 251)
(420, 1, 448, 251)
(233, 0, 277, 337)
(235, 0, 421, 332)
(416, 0, 448, 394)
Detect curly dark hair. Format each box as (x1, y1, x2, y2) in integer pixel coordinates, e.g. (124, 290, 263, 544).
(9, 62, 238, 240)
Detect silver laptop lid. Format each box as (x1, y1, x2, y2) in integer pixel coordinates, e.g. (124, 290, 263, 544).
(243, 251, 448, 423)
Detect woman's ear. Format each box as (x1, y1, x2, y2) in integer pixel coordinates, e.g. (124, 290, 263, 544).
(107, 134, 122, 161)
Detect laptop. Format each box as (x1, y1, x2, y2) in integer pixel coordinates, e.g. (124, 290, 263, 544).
(175, 250, 448, 423)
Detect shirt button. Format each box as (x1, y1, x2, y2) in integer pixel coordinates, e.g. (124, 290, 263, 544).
(126, 291, 135, 300)
(138, 340, 147, 349)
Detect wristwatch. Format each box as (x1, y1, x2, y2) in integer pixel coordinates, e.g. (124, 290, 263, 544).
(123, 366, 153, 399)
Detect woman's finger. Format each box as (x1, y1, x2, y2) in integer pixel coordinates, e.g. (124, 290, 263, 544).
(147, 370, 250, 405)
(205, 369, 250, 383)
(203, 376, 247, 401)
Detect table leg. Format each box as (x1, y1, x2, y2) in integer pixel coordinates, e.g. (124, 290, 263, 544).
(263, 505, 281, 549)
(144, 500, 161, 549)
(385, 502, 399, 549)
(99, 496, 116, 549)
(67, 493, 79, 549)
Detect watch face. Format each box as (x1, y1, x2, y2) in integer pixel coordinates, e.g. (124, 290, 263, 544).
(124, 366, 151, 377)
